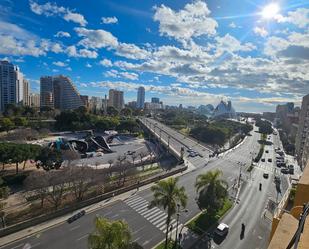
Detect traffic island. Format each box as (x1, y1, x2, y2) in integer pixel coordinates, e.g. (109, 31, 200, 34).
(186, 199, 232, 235)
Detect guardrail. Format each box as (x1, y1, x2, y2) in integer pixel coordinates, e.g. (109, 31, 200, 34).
(0, 165, 187, 237)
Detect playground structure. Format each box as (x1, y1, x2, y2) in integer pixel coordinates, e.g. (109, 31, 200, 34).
(49, 135, 113, 155)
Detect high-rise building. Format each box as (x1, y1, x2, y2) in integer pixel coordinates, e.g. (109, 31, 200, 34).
(23, 79, 30, 106)
(108, 89, 124, 110)
(296, 94, 309, 168)
(89, 96, 103, 112)
(40, 76, 54, 108)
(80, 95, 89, 109)
(29, 93, 40, 108)
(137, 86, 145, 109)
(0, 61, 24, 112)
(151, 97, 160, 104)
(40, 75, 84, 110)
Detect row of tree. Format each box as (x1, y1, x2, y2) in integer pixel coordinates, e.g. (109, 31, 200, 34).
(255, 118, 273, 134)
(0, 117, 28, 133)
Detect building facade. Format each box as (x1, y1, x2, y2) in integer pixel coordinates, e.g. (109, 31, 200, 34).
(296, 94, 309, 168)
(40, 75, 84, 111)
(29, 93, 40, 108)
(108, 89, 124, 110)
(23, 79, 30, 106)
(151, 97, 160, 104)
(0, 61, 24, 112)
(137, 86, 145, 109)
(40, 76, 54, 108)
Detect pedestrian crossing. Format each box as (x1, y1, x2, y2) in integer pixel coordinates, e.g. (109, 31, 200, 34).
(123, 195, 183, 234)
(254, 163, 278, 174)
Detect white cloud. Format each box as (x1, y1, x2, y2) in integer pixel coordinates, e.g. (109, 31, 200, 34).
(64, 11, 87, 26)
(101, 16, 118, 24)
(86, 63, 92, 68)
(153, 0, 218, 40)
(229, 22, 237, 28)
(65, 45, 98, 58)
(53, 61, 67, 67)
(29, 0, 87, 26)
(75, 27, 118, 49)
(100, 59, 113, 67)
(276, 8, 309, 28)
(215, 34, 256, 54)
(253, 27, 268, 37)
(105, 69, 139, 80)
(55, 31, 71, 38)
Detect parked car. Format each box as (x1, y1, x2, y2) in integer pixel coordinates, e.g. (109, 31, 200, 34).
(215, 223, 229, 237)
(281, 168, 289, 174)
(265, 150, 269, 153)
(288, 165, 294, 174)
(268, 158, 272, 162)
(263, 173, 269, 179)
(187, 148, 193, 152)
(67, 210, 86, 223)
(261, 158, 265, 162)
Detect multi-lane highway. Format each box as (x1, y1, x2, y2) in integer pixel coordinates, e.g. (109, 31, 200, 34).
(1, 118, 288, 249)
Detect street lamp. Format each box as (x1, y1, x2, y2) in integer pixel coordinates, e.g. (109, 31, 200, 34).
(174, 204, 188, 248)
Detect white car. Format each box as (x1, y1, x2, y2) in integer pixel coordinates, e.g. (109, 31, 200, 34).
(215, 223, 229, 236)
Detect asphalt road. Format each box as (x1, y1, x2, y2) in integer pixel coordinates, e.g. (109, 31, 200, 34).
(1, 120, 288, 249)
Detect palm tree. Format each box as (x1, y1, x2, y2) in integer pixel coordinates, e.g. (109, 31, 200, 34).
(88, 217, 131, 249)
(150, 177, 187, 249)
(195, 170, 228, 215)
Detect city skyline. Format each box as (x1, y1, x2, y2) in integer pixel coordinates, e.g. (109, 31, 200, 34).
(0, 0, 308, 112)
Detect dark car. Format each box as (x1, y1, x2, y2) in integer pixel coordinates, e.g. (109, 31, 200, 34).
(281, 168, 289, 174)
(288, 165, 294, 174)
(261, 158, 265, 162)
(263, 173, 269, 179)
(265, 150, 269, 153)
(268, 158, 272, 162)
(67, 210, 86, 223)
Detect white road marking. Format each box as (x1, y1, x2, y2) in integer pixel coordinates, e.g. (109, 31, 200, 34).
(10, 244, 23, 249)
(76, 234, 88, 241)
(69, 225, 80, 231)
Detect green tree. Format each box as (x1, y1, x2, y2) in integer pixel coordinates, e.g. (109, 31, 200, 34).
(120, 108, 133, 117)
(149, 177, 187, 249)
(107, 106, 119, 116)
(0, 118, 14, 133)
(195, 170, 228, 215)
(88, 217, 142, 249)
(36, 147, 62, 170)
(13, 117, 28, 127)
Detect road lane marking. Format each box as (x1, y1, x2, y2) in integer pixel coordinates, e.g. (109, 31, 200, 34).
(10, 244, 23, 249)
(69, 225, 80, 231)
(76, 234, 88, 241)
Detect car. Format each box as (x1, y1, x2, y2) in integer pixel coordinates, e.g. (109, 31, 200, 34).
(215, 223, 229, 237)
(67, 210, 86, 223)
(265, 150, 269, 153)
(263, 173, 269, 179)
(281, 168, 289, 174)
(261, 158, 265, 162)
(277, 151, 284, 156)
(288, 165, 294, 174)
(187, 148, 193, 152)
(268, 158, 272, 162)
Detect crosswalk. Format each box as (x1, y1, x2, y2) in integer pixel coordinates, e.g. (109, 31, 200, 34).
(123, 195, 183, 234)
(254, 163, 278, 174)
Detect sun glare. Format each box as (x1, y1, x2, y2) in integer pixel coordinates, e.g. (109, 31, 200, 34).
(261, 3, 280, 19)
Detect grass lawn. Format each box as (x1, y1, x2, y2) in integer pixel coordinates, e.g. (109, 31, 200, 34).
(155, 240, 182, 249)
(187, 199, 232, 235)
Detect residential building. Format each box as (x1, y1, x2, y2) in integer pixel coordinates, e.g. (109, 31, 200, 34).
(40, 76, 54, 108)
(137, 86, 145, 109)
(89, 96, 103, 112)
(0, 60, 24, 112)
(151, 97, 160, 104)
(144, 102, 162, 110)
(40, 75, 84, 110)
(23, 79, 30, 106)
(80, 95, 89, 109)
(296, 94, 309, 168)
(108, 89, 124, 110)
(268, 161, 309, 249)
(29, 93, 40, 108)
(127, 101, 137, 109)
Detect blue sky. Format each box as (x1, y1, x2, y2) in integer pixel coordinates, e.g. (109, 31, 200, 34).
(0, 0, 308, 112)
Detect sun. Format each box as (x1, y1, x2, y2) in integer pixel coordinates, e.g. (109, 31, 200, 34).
(261, 3, 280, 19)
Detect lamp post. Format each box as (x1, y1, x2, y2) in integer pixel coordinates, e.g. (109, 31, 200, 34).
(174, 204, 188, 248)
